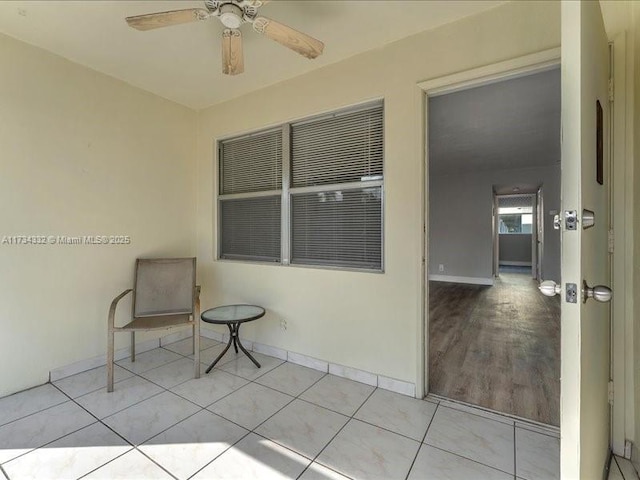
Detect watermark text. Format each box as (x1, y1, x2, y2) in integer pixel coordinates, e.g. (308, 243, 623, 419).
(1, 235, 131, 245)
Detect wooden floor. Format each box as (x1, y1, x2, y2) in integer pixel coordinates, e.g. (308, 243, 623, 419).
(429, 268, 560, 426)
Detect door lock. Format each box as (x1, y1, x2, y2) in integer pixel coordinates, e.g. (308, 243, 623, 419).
(566, 283, 578, 303)
(554, 210, 587, 230)
(565, 210, 578, 230)
(582, 281, 612, 303)
(538, 280, 578, 303)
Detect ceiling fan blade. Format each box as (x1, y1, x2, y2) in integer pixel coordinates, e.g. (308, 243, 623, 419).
(222, 29, 245, 75)
(253, 17, 324, 59)
(126, 9, 208, 31)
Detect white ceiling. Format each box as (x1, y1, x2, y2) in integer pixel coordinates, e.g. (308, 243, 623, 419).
(0, 0, 505, 109)
(429, 67, 561, 176)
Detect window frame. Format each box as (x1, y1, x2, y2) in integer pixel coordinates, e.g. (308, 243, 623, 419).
(215, 100, 385, 273)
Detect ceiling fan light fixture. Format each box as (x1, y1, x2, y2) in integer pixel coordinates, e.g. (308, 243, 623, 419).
(125, 0, 324, 75)
(219, 3, 243, 29)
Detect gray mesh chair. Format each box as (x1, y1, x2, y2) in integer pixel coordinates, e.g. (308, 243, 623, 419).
(107, 258, 200, 392)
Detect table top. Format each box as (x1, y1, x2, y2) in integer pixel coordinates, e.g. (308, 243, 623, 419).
(201, 305, 265, 324)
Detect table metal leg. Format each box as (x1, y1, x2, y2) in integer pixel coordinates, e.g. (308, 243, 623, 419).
(204, 321, 261, 373)
(231, 324, 239, 353)
(205, 340, 232, 373)
(235, 323, 261, 368)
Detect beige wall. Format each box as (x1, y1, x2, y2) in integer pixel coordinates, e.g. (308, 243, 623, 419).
(196, 1, 560, 388)
(0, 34, 198, 397)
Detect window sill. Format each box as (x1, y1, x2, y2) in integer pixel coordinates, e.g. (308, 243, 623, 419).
(215, 258, 384, 275)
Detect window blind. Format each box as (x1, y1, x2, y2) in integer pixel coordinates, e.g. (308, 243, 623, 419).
(497, 195, 533, 208)
(291, 188, 382, 269)
(220, 196, 281, 262)
(220, 129, 282, 195)
(291, 105, 383, 188)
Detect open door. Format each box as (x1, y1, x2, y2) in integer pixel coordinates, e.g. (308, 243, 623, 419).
(536, 186, 544, 282)
(493, 190, 499, 277)
(531, 192, 538, 280)
(559, 1, 612, 477)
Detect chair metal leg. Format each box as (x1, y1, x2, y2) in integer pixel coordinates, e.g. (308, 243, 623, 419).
(194, 322, 200, 379)
(131, 331, 135, 362)
(107, 330, 114, 393)
(194, 291, 201, 379)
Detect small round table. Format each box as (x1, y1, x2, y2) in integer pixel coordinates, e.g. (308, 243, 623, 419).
(201, 304, 265, 373)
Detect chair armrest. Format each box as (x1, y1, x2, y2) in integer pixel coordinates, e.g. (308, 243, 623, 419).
(108, 289, 133, 331)
(195, 285, 201, 310)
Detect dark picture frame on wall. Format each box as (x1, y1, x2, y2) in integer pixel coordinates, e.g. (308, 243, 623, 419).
(596, 100, 603, 185)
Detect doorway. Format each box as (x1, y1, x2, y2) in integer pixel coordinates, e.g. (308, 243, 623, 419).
(493, 192, 538, 280)
(425, 65, 561, 425)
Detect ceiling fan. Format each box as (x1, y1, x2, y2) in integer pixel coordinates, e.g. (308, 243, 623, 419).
(125, 0, 325, 76)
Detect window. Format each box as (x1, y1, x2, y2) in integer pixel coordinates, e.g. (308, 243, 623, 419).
(218, 129, 282, 262)
(218, 102, 384, 271)
(499, 209, 533, 234)
(497, 195, 534, 234)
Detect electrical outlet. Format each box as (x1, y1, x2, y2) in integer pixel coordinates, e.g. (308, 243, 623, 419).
(280, 319, 287, 330)
(438, 264, 445, 272)
(624, 439, 633, 459)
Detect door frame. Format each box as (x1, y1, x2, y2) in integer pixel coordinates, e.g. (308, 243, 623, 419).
(417, 47, 561, 400)
(494, 192, 538, 278)
(609, 31, 634, 459)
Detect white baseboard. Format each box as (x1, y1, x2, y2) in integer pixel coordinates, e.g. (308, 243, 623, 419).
(286, 351, 329, 373)
(253, 342, 288, 361)
(50, 327, 417, 399)
(49, 338, 160, 382)
(200, 328, 224, 342)
(329, 363, 377, 387)
(378, 375, 416, 397)
(499, 261, 532, 267)
(428, 274, 494, 286)
(159, 327, 193, 347)
(291, 351, 414, 397)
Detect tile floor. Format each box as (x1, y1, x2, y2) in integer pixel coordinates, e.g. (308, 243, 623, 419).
(0, 337, 560, 479)
(608, 455, 640, 480)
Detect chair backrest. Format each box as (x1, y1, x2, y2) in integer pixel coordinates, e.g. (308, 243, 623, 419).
(133, 258, 196, 318)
